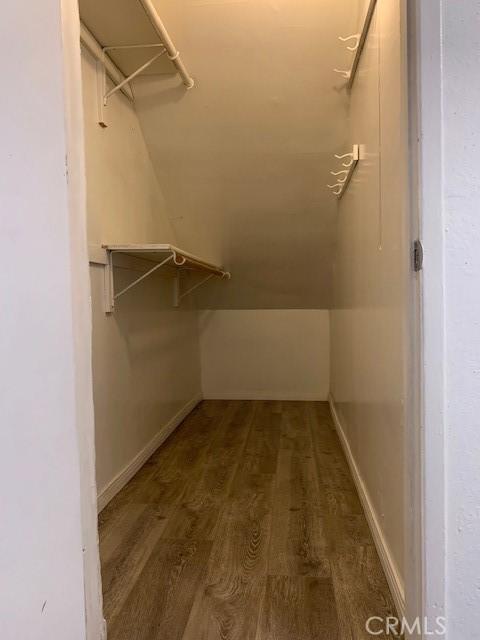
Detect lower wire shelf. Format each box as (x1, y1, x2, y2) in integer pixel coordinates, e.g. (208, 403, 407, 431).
(101, 243, 231, 313)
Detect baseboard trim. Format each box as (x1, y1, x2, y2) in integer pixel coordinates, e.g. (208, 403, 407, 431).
(202, 391, 328, 401)
(97, 393, 202, 512)
(328, 393, 406, 619)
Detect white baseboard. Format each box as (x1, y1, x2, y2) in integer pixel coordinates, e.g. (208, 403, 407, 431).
(202, 391, 328, 401)
(328, 393, 406, 619)
(97, 393, 202, 512)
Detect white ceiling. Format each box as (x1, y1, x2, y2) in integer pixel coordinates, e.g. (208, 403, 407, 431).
(80, 0, 361, 308)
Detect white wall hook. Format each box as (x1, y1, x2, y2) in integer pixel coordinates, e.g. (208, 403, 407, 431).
(342, 158, 355, 167)
(327, 184, 343, 196)
(335, 151, 355, 167)
(330, 171, 348, 184)
(328, 144, 360, 199)
(334, 68, 351, 79)
(338, 34, 361, 51)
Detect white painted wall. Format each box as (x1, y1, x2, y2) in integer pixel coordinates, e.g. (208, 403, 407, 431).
(81, 48, 202, 504)
(0, 1, 102, 638)
(329, 0, 408, 613)
(200, 311, 329, 401)
(441, 2, 480, 637)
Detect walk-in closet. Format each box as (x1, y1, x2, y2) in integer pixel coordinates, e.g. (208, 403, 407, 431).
(81, 0, 408, 637)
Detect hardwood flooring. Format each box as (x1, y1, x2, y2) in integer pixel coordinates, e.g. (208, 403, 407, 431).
(99, 401, 397, 640)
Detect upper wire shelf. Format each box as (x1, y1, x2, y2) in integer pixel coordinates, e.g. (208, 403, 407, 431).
(79, 0, 195, 127)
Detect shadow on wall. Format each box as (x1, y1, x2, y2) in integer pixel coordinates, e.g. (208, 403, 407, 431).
(136, 74, 191, 108)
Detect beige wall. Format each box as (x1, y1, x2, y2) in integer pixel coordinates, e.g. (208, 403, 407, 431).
(200, 310, 329, 400)
(330, 0, 407, 603)
(82, 48, 202, 502)
(132, 0, 354, 310)
(82, 50, 175, 246)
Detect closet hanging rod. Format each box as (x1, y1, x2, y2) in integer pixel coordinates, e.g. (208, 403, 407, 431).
(138, 0, 195, 89)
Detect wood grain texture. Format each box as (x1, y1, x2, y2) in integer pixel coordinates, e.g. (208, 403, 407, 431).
(99, 401, 397, 640)
(99, 503, 166, 622)
(108, 539, 212, 640)
(161, 402, 254, 540)
(183, 472, 273, 640)
(241, 401, 281, 474)
(257, 576, 339, 640)
(268, 448, 330, 577)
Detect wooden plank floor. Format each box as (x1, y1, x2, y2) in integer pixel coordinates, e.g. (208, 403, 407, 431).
(99, 401, 397, 640)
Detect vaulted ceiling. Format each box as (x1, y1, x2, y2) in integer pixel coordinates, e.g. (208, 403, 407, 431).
(81, 0, 363, 308)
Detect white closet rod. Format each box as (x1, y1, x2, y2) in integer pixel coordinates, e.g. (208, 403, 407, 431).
(138, 0, 195, 89)
(80, 24, 134, 101)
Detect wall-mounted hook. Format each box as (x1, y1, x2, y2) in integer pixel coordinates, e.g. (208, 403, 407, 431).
(327, 183, 343, 196)
(330, 171, 348, 183)
(338, 34, 361, 51)
(335, 152, 355, 167)
(333, 68, 351, 79)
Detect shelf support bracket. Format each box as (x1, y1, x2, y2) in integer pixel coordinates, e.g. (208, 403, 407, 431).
(97, 44, 166, 127)
(173, 271, 181, 308)
(105, 252, 173, 313)
(104, 249, 115, 313)
(102, 245, 230, 313)
(180, 273, 216, 303)
(96, 59, 107, 128)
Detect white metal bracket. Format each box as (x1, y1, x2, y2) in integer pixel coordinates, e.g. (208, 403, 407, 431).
(96, 59, 107, 128)
(173, 273, 217, 308)
(102, 245, 230, 313)
(97, 44, 166, 127)
(104, 252, 173, 313)
(173, 271, 181, 308)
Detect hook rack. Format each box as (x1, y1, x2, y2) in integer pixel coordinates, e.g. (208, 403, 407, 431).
(326, 145, 360, 199)
(334, 0, 377, 90)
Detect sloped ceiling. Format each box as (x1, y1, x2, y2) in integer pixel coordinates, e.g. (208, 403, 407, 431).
(81, 0, 358, 309)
